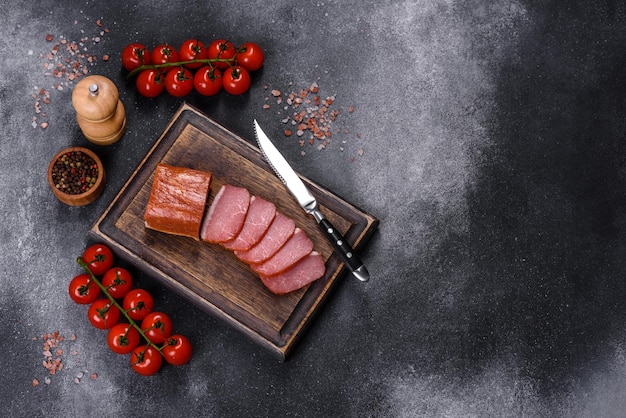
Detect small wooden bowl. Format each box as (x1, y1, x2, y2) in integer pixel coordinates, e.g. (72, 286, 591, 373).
(47, 146, 106, 206)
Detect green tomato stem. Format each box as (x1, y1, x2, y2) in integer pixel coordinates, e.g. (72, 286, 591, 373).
(76, 256, 162, 354)
(126, 55, 240, 80)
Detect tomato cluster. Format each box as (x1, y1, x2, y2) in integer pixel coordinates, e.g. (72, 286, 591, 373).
(121, 38, 264, 97)
(70, 243, 193, 376)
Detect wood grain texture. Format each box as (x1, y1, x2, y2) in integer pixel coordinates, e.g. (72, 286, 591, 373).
(89, 103, 378, 359)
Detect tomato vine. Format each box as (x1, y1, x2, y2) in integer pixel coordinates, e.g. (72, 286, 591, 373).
(123, 39, 264, 97)
(74, 244, 192, 376)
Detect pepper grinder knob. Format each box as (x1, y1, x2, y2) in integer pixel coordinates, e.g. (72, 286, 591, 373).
(72, 75, 126, 145)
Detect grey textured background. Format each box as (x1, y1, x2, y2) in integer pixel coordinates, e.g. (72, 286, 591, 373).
(3, 0, 626, 416)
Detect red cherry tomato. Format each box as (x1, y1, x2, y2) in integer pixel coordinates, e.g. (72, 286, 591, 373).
(87, 299, 121, 330)
(68, 273, 101, 304)
(193, 66, 223, 96)
(130, 345, 163, 376)
(123, 288, 155, 321)
(101, 267, 133, 299)
(151, 43, 179, 65)
(235, 42, 264, 72)
(107, 323, 140, 355)
(164, 67, 194, 97)
(82, 243, 114, 276)
(136, 69, 164, 98)
(207, 39, 236, 69)
(179, 39, 207, 69)
(162, 334, 193, 366)
(121, 43, 151, 71)
(141, 311, 173, 344)
(222, 66, 251, 95)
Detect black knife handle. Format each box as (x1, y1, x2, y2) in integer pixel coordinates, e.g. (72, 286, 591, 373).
(319, 218, 364, 273)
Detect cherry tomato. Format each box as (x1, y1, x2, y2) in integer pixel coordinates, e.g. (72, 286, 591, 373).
(123, 288, 155, 321)
(162, 334, 192, 366)
(235, 42, 264, 72)
(141, 311, 173, 344)
(136, 69, 164, 98)
(193, 66, 223, 96)
(223, 66, 251, 95)
(107, 323, 140, 355)
(82, 243, 114, 276)
(164, 67, 194, 97)
(206, 39, 236, 69)
(151, 43, 179, 65)
(68, 273, 101, 304)
(179, 39, 207, 69)
(101, 267, 133, 299)
(121, 43, 151, 71)
(130, 345, 163, 376)
(87, 299, 121, 330)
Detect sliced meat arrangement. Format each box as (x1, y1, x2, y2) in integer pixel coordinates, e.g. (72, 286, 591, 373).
(200, 184, 250, 243)
(234, 212, 295, 264)
(260, 252, 326, 294)
(207, 189, 325, 293)
(145, 167, 326, 294)
(221, 196, 276, 251)
(251, 228, 314, 276)
(144, 163, 212, 240)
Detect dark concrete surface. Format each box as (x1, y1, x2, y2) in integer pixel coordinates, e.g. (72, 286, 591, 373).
(3, 0, 626, 416)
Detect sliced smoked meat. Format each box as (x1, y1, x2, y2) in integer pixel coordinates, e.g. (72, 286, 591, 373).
(260, 251, 326, 294)
(200, 184, 250, 243)
(251, 228, 314, 276)
(222, 196, 276, 251)
(144, 163, 212, 240)
(235, 212, 295, 264)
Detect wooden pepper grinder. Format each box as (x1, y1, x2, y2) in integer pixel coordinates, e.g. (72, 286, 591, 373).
(72, 75, 126, 145)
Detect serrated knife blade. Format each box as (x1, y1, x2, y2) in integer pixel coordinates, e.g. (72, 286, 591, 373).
(254, 119, 369, 282)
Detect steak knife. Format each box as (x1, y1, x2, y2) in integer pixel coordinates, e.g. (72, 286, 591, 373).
(253, 119, 370, 282)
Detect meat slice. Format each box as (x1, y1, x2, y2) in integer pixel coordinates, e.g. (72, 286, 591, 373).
(260, 252, 326, 294)
(235, 212, 295, 264)
(251, 228, 314, 276)
(222, 196, 276, 251)
(144, 163, 212, 240)
(200, 184, 250, 243)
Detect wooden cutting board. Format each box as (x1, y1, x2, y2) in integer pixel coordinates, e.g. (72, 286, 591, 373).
(89, 103, 378, 359)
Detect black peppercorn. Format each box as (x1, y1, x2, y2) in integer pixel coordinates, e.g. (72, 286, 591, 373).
(51, 151, 99, 195)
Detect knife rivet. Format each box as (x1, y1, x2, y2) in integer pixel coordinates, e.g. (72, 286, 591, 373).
(346, 252, 353, 258)
(327, 227, 334, 234)
(337, 240, 343, 246)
